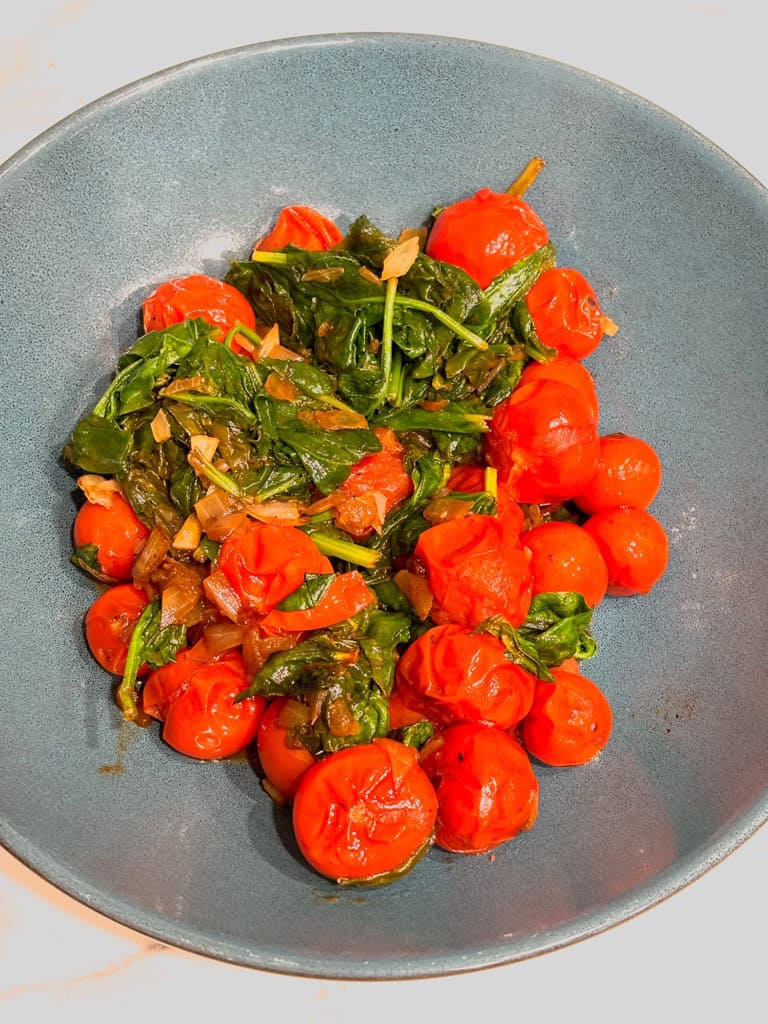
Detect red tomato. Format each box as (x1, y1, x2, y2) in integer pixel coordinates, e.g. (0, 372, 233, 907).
(484, 379, 600, 504)
(292, 738, 438, 882)
(141, 642, 212, 720)
(414, 514, 533, 628)
(257, 205, 343, 252)
(218, 522, 332, 616)
(160, 653, 265, 760)
(446, 465, 526, 534)
(395, 623, 536, 729)
(419, 723, 539, 854)
(84, 583, 149, 675)
(142, 274, 257, 343)
(341, 428, 412, 507)
(260, 571, 376, 632)
(256, 698, 317, 801)
(582, 507, 669, 596)
(425, 188, 549, 288)
(522, 521, 609, 608)
(521, 667, 612, 766)
(73, 492, 149, 582)
(574, 433, 663, 514)
(518, 355, 600, 424)
(525, 267, 604, 360)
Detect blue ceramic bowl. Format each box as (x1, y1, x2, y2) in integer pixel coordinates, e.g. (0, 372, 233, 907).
(1, 34, 766, 978)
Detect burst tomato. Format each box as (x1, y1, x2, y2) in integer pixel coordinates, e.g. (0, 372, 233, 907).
(521, 667, 613, 766)
(257, 205, 343, 252)
(518, 355, 600, 424)
(142, 274, 257, 340)
(84, 583, 149, 675)
(73, 492, 149, 582)
(525, 267, 604, 360)
(260, 571, 376, 632)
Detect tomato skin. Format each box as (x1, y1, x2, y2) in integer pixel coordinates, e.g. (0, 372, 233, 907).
(340, 428, 413, 507)
(446, 465, 526, 535)
(142, 274, 257, 338)
(574, 433, 662, 514)
(141, 642, 212, 720)
(387, 681, 428, 730)
(525, 267, 604, 360)
(292, 738, 438, 882)
(484, 379, 600, 504)
(73, 493, 150, 582)
(256, 698, 317, 800)
(522, 521, 609, 608)
(521, 668, 612, 766)
(396, 623, 536, 729)
(84, 584, 149, 675)
(260, 571, 376, 632)
(414, 514, 533, 628)
(218, 522, 332, 616)
(420, 723, 539, 854)
(425, 188, 549, 289)
(160, 653, 265, 760)
(582, 507, 669, 596)
(518, 355, 600, 424)
(257, 205, 343, 252)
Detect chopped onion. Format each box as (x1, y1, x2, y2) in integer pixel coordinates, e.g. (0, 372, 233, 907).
(202, 570, 243, 623)
(203, 622, 246, 656)
(423, 496, 473, 524)
(326, 697, 360, 737)
(275, 698, 312, 729)
(242, 498, 306, 526)
(77, 474, 122, 508)
(189, 435, 220, 462)
(132, 526, 170, 583)
(242, 627, 296, 676)
(161, 375, 207, 396)
(172, 513, 202, 551)
(264, 373, 299, 401)
(381, 235, 420, 281)
(393, 569, 434, 621)
(150, 408, 172, 442)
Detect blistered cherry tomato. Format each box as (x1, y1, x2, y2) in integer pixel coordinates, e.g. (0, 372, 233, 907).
(521, 667, 612, 766)
(518, 355, 600, 424)
(574, 433, 662, 514)
(218, 522, 332, 616)
(260, 571, 376, 632)
(414, 514, 533, 628)
(395, 623, 536, 729)
(84, 583, 149, 675)
(257, 205, 343, 252)
(73, 492, 149, 582)
(292, 738, 438, 883)
(522, 521, 609, 608)
(141, 642, 212, 720)
(425, 188, 549, 288)
(142, 274, 257, 340)
(525, 267, 604, 360)
(256, 697, 317, 801)
(582, 507, 669, 596)
(484, 379, 599, 504)
(420, 723, 539, 854)
(160, 653, 265, 760)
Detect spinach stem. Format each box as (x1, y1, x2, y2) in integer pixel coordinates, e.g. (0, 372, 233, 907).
(308, 532, 381, 569)
(117, 600, 156, 721)
(188, 452, 243, 497)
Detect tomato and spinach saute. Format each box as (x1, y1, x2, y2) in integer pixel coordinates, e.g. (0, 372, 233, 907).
(64, 159, 668, 886)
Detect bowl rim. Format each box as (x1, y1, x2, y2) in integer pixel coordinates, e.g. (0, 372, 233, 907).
(1, 31, 766, 979)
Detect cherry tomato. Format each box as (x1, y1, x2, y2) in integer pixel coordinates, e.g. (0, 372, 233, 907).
(425, 188, 549, 289)
(446, 465, 526, 534)
(142, 274, 257, 342)
(414, 514, 533, 628)
(522, 521, 609, 608)
(73, 492, 149, 582)
(484, 379, 600, 504)
(521, 667, 612, 766)
(160, 653, 265, 760)
(395, 623, 536, 729)
(574, 433, 662, 514)
(260, 571, 376, 632)
(419, 723, 539, 854)
(525, 267, 604, 360)
(257, 205, 343, 252)
(256, 697, 317, 801)
(582, 506, 668, 596)
(84, 583, 149, 675)
(292, 738, 438, 883)
(218, 522, 332, 616)
(339, 428, 413, 512)
(141, 642, 212, 720)
(518, 355, 600, 424)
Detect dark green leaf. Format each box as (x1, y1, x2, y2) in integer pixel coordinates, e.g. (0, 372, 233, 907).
(276, 573, 336, 611)
(280, 424, 381, 495)
(65, 414, 133, 474)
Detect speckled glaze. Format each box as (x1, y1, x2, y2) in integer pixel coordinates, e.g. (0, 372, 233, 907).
(0, 34, 766, 979)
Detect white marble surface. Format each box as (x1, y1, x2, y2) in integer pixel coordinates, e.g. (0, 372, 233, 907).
(1, 2, 766, 1020)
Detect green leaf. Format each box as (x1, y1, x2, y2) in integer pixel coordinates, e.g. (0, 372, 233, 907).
(280, 424, 381, 495)
(65, 414, 133, 474)
(70, 543, 116, 584)
(116, 598, 187, 721)
(512, 298, 558, 364)
(518, 591, 598, 663)
(276, 573, 336, 612)
(480, 243, 557, 327)
(358, 611, 412, 696)
(392, 720, 434, 749)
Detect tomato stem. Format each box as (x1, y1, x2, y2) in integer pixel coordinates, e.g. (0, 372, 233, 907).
(506, 156, 546, 197)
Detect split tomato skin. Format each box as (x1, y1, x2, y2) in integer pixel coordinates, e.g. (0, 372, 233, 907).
(292, 738, 438, 883)
(395, 623, 536, 729)
(484, 379, 600, 504)
(522, 520, 609, 609)
(73, 492, 149, 582)
(414, 514, 533, 628)
(419, 723, 539, 854)
(142, 274, 257, 337)
(84, 583, 149, 675)
(574, 433, 663, 514)
(257, 205, 343, 252)
(582, 506, 669, 596)
(425, 188, 549, 288)
(521, 668, 612, 767)
(525, 267, 604, 360)
(256, 698, 317, 801)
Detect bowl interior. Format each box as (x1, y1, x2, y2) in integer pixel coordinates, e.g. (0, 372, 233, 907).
(1, 34, 766, 978)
